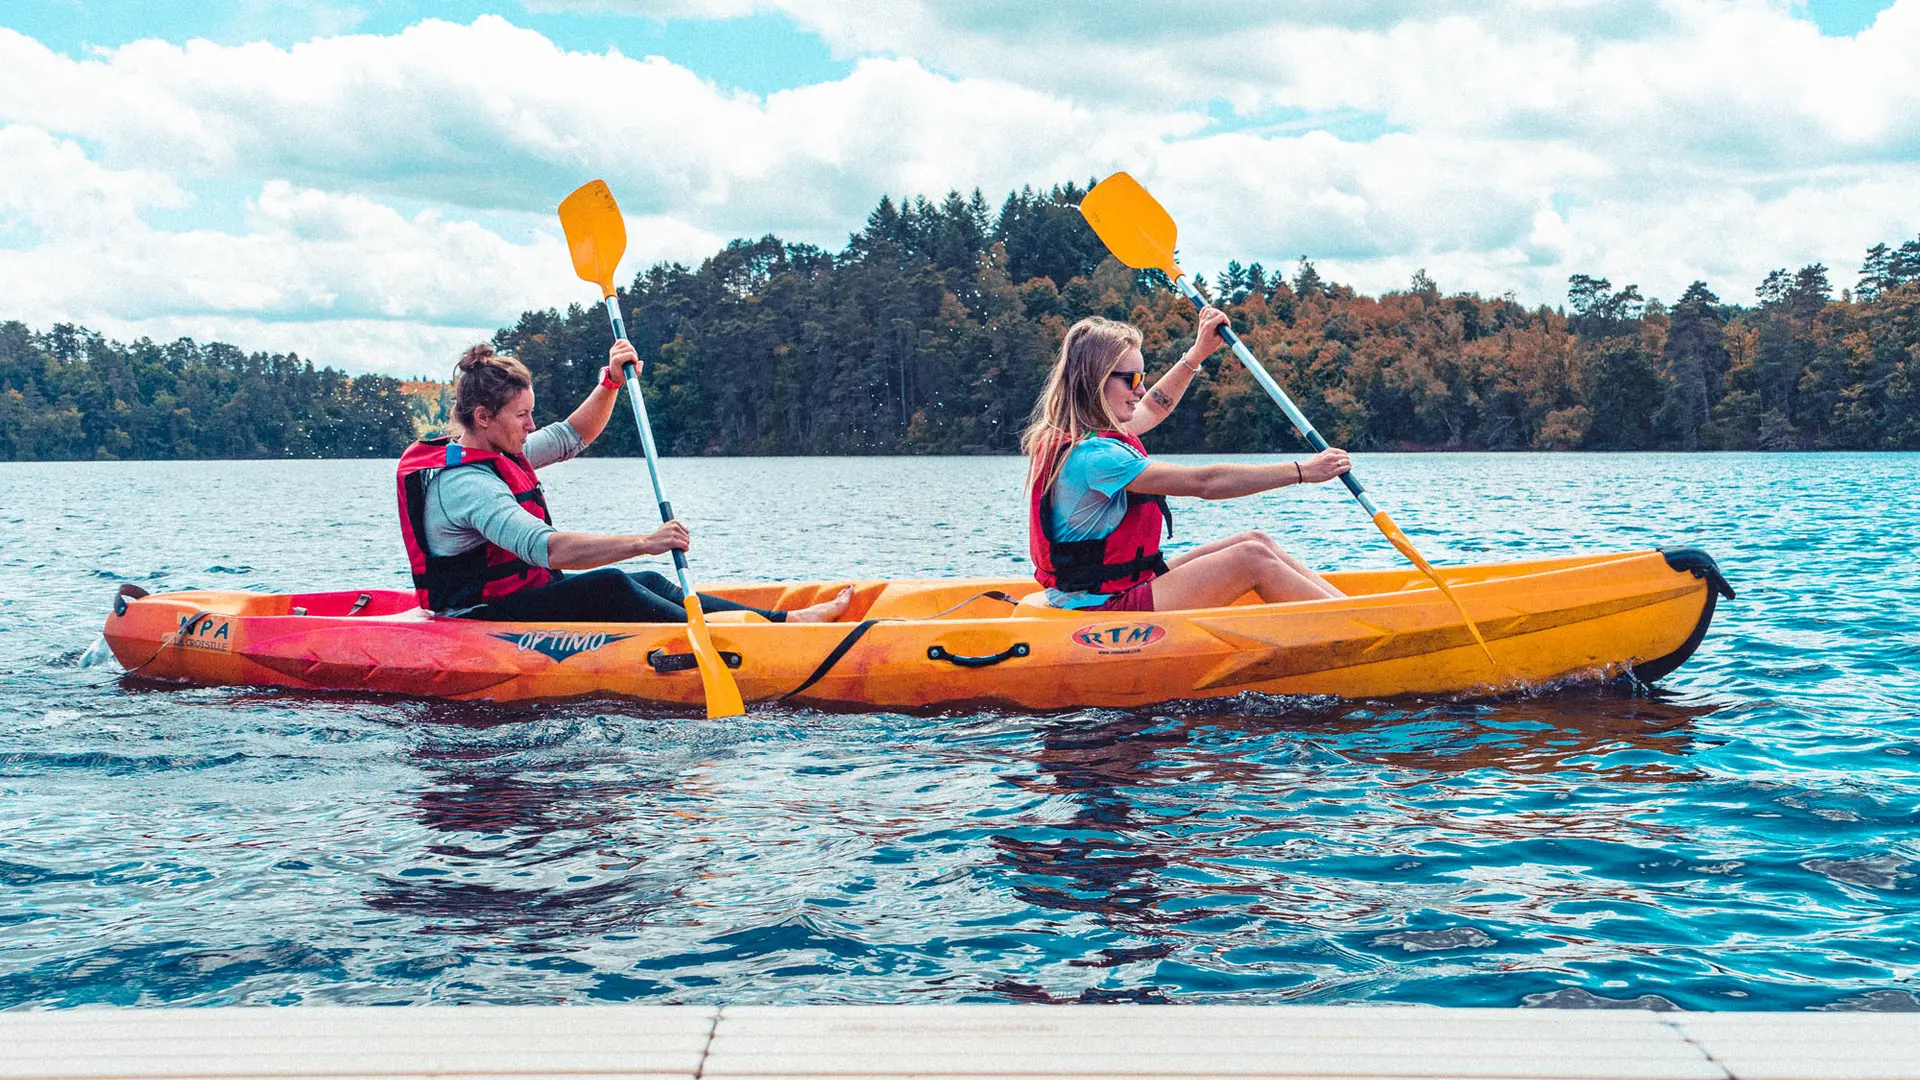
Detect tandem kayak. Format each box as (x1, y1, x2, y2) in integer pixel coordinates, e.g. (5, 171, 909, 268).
(101, 548, 1732, 710)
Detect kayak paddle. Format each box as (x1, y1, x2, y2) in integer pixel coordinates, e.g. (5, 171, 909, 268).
(1079, 171, 1497, 669)
(558, 179, 747, 718)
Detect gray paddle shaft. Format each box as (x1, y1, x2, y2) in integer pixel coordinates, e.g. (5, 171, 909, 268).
(604, 294, 698, 597)
(1173, 275, 1379, 515)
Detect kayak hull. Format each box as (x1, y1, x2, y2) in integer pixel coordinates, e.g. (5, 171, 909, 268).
(102, 549, 1730, 710)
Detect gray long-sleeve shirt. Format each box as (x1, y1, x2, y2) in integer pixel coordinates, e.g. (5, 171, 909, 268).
(421, 422, 584, 568)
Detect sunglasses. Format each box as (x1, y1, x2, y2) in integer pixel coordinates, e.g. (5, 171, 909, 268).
(1108, 370, 1145, 392)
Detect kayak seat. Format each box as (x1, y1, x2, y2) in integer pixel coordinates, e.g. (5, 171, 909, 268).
(1014, 591, 1083, 618)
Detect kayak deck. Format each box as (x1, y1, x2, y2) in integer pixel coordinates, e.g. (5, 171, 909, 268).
(102, 548, 1731, 709)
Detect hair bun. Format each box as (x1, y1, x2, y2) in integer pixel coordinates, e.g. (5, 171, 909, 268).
(457, 343, 497, 372)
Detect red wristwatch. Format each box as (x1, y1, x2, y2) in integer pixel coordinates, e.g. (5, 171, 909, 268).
(600, 369, 622, 390)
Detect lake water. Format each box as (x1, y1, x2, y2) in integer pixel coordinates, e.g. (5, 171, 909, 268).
(3, 452, 1918, 1010)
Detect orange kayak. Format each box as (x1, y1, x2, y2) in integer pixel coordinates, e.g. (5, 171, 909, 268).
(101, 548, 1730, 710)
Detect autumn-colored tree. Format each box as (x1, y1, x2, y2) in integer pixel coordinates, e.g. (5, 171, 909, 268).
(9, 185, 1919, 460)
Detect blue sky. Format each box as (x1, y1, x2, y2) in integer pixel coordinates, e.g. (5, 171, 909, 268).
(8, 0, 1896, 53)
(2, 0, 1916, 375)
(8, 2, 853, 92)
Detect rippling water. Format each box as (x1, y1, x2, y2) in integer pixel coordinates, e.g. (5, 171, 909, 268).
(4, 453, 1918, 1010)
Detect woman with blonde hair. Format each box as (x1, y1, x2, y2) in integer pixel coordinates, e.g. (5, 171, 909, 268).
(396, 340, 849, 623)
(1023, 307, 1350, 611)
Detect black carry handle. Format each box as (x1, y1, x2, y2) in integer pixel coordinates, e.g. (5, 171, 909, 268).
(649, 648, 743, 673)
(112, 584, 150, 617)
(926, 642, 1030, 668)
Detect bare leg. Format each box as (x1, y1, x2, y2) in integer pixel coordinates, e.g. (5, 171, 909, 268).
(1238, 530, 1343, 597)
(1165, 531, 1342, 599)
(786, 585, 854, 623)
(1148, 539, 1339, 610)
(1165, 530, 1267, 570)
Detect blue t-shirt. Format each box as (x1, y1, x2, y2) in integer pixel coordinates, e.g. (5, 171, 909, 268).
(1042, 437, 1151, 609)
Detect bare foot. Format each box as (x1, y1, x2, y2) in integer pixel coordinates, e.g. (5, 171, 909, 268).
(786, 585, 853, 624)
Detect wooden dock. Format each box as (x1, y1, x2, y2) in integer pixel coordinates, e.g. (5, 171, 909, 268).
(4, 1004, 1917, 1079)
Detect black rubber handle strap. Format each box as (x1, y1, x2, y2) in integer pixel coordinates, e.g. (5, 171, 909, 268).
(649, 647, 743, 673)
(927, 642, 1030, 668)
(112, 584, 149, 617)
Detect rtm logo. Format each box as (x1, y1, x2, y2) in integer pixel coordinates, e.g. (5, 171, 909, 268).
(1071, 622, 1167, 654)
(490, 630, 631, 663)
(176, 614, 231, 651)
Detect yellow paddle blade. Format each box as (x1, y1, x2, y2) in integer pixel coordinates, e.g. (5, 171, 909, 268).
(558, 179, 626, 298)
(1373, 511, 1498, 671)
(1079, 171, 1184, 279)
(682, 594, 746, 719)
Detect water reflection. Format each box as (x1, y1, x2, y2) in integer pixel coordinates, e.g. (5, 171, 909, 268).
(995, 715, 1240, 926)
(1183, 686, 1717, 780)
(993, 689, 1713, 930)
(364, 712, 683, 941)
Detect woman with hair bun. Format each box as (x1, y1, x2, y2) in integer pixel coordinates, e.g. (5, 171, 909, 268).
(395, 340, 850, 623)
(1023, 307, 1350, 612)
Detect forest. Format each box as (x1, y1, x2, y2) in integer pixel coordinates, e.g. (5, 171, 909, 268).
(0, 322, 418, 461)
(5, 180, 1918, 460)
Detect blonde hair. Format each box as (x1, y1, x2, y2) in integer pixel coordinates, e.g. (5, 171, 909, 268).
(1020, 316, 1143, 493)
(452, 343, 533, 430)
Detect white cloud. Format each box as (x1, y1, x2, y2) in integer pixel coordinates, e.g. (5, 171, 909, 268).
(0, 18, 1195, 374)
(0, 21, 1188, 235)
(0, 125, 189, 231)
(1, 3, 1918, 375)
(551, 0, 1920, 166)
(74, 315, 500, 383)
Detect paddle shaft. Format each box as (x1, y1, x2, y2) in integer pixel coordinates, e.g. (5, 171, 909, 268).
(1171, 276, 1380, 514)
(603, 295, 698, 598)
(1173, 274, 1496, 665)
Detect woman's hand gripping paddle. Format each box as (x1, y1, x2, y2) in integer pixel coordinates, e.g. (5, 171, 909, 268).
(1079, 172, 1497, 670)
(558, 179, 746, 718)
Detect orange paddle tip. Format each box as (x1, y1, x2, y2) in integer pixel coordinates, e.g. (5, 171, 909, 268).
(681, 594, 747, 718)
(558, 179, 628, 293)
(1079, 171, 1185, 280)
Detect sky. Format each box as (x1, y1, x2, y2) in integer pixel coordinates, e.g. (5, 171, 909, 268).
(2, 0, 1916, 377)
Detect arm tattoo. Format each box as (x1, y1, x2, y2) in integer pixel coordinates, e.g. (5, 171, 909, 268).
(1150, 388, 1175, 409)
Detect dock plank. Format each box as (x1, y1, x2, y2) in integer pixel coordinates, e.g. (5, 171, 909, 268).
(3, 1005, 1919, 1080)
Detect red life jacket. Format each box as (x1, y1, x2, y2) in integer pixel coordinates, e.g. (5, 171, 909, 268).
(1029, 430, 1173, 594)
(395, 437, 555, 612)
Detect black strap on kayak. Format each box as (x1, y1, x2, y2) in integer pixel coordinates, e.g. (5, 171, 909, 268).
(781, 590, 1018, 701)
(782, 619, 880, 700)
(121, 609, 215, 678)
(929, 590, 1018, 617)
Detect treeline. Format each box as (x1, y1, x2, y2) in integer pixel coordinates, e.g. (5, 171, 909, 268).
(6, 182, 1919, 460)
(0, 321, 417, 460)
(499, 183, 1920, 454)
